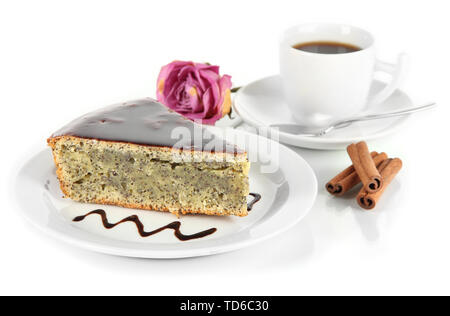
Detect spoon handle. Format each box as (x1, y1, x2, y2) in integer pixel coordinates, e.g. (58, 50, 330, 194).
(335, 102, 437, 128)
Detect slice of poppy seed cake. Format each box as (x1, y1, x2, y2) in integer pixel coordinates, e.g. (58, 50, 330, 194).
(47, 98, 250, 217)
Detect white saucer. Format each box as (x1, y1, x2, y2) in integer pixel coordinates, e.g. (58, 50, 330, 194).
(234, 75, 413, 150)
(14, 129, 317, 259)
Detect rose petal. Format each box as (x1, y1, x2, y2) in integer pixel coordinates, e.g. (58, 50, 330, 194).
(219, 74, 232, 91)
(157, 61, 189, 101)
(199, 70, 221, 106)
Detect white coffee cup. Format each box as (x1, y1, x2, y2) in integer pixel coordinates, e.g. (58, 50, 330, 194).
(279, 23, 407, 127)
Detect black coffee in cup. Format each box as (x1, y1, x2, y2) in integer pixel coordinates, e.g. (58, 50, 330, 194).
(292, 41, 361, 54)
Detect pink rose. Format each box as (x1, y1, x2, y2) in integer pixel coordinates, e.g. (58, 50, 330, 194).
(156, 61, 232, 125)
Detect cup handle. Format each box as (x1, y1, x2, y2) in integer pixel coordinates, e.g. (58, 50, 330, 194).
(368, 53, 408, 105)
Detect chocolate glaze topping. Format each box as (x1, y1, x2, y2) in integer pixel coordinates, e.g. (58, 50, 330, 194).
(51, 98, 240, 153)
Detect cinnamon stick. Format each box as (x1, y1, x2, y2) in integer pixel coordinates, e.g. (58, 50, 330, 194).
(326, 151, 388, 196)
(357, 158, 403, 210)
(347, 141, 383, 193)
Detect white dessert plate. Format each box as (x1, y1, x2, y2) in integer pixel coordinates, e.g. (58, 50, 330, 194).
(233, 75, 413, 150)
(14, 129, 317, 259)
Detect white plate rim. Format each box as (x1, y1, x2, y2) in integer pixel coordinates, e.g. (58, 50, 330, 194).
(12, 130, 318, 259)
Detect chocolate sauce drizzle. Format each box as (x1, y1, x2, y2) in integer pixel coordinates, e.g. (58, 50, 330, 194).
(73, 209, 217, 241)
(73, 193, 261, 240)
(247, 193, 261, 211)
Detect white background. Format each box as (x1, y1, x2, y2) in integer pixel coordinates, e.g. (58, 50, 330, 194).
(1, 0, 448, 295)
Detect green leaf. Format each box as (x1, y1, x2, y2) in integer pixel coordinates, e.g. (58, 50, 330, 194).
(230, 86, 241, 93)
